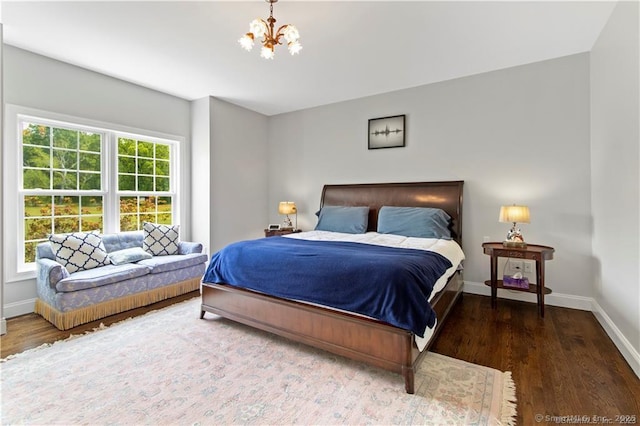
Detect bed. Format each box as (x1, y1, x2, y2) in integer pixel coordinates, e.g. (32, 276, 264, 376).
(200, 180, 464, 394)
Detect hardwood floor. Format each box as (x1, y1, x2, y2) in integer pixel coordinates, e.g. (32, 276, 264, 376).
(2, 292, 639, 425)
(431, 293, 640, 425)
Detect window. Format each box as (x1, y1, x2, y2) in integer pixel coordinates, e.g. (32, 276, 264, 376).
(13, 110, 180, 272)
(21, 122, 106, 263)
(117, 137, 174, 231)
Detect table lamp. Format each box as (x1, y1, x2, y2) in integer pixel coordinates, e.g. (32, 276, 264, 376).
(499, 204, 530, 248)
(278, 201, 297, 230)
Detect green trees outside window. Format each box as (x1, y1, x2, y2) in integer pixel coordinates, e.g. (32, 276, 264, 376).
(20, 120, 176, 264)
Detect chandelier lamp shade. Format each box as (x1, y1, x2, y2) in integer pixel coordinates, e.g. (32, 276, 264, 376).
(238, 0, 302, 59)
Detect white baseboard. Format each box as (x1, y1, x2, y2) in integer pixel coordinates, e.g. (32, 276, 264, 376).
(591, 300, 640, 379)
(1, 317, 6, 335)
(3, 298, 36, 320)
(463, 280, 640, 378)
(463, 280, 593, 311)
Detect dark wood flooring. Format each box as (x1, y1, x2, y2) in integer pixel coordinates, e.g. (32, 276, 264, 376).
(2, 292, 639, 425)
(431, 293, 640, 425)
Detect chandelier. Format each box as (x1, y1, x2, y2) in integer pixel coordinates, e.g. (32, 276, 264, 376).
(238, 0, 302, 59)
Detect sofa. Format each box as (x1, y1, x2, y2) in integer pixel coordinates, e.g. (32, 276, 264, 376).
(35, 229, 208, 330)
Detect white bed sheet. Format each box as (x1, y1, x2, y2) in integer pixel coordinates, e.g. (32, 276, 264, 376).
(284, 230, 465, 351)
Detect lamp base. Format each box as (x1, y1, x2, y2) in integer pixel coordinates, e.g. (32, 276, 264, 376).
(503, 240, 527, 248)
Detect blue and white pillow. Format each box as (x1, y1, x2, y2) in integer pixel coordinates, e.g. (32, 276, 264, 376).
(48, 231, 111, 273)
(143, 222, 180, 256)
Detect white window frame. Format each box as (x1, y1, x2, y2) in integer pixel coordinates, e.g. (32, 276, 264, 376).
(4, 105, 182, 282)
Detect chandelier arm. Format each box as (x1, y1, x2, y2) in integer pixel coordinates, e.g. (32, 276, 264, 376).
(275, 24, 290, 41)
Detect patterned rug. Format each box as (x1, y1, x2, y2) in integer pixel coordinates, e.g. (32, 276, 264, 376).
(1, 298, 516, 425)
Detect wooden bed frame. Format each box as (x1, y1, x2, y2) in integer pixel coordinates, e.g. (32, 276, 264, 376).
(200, 181, 464, 394)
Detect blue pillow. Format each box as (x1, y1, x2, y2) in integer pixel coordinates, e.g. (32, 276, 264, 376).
(377, 206, 452, 239)
(107, 247, 153, 265)
(315, 206, 369, 234)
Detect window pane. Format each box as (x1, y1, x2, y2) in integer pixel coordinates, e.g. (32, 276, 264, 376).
(118, 138, 136, 155)
(119, 174, 135, 191)
(120, 214, 138, 231)
(139, 196, 156, 213)
(120, 197, 137, 214)
(25, 217, 52, 241)
(53, 128, 77, 149)
(53, 171, 78, 190)
(138, 158, 154, 175)
(23, 169, 51, 190)
(140, 213, 156, 224)
(157, 213, 172, 224)
(137, 141, 154, 158)
(79, 132, 101, 153)
(54, 216, 79, 234)
(139, 176, 153, 191)
(156, 160, 169, 176)
(156, 177, 170, 192)
(81, 196, 103, 211)
(24, 196, 52, 217)
(23, 146, 50, 168)
(156, 144, 170, 160)
(158, 196, 171, 212)
(81, 215, 103, 231)
(119, 156, 135, 174)
(52, 149, 77, 170)
(79, 173, 101, 190)
(24, 241, 40, 263)
(56, 196, 79, 215)
(79, 152, 101, 171)
(22, 124, 50, 147)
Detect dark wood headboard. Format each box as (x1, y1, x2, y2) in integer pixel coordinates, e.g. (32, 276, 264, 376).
(320, 181, 464, 246)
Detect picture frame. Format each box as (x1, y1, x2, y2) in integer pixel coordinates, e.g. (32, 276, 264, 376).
(368, 115, 406, 150)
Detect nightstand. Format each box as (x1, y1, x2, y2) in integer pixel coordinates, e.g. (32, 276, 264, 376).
(482, 242, 555, 317)
(264, 228, 302, 237)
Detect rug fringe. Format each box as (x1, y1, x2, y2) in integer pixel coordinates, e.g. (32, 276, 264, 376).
(34, 278, 201, 330)
(501, 370, 518, 425)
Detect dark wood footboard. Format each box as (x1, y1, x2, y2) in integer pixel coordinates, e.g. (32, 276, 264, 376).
(201, 271, 463, 393)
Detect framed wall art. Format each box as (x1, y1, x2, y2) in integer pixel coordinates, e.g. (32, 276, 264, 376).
(368, 115, 405, 149)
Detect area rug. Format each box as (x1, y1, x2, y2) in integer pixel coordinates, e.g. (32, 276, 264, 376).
(1, 298, 516, 425)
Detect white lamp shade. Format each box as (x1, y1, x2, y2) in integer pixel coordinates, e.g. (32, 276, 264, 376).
(499, 205, 530, 224)
(278, 201, 297, 215)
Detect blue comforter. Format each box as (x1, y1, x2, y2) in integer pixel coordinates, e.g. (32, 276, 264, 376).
(202, 237, 452, 337)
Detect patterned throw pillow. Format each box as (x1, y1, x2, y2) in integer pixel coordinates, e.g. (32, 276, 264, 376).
(48, 231, 111, 273)
(142, 222, 180, 256)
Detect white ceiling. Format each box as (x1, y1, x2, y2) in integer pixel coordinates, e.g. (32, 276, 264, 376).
(1, 1, 616, 116)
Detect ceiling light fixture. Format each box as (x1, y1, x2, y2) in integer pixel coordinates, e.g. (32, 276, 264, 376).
(238, 0, 302, 59)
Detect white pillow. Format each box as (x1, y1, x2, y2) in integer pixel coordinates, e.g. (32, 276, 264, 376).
(142, 222, 180, 256)
(48, 231, 110, 273)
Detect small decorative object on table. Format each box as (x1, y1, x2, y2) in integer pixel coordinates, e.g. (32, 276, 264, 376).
(499, 204, 530, 248)
(503, 272, 530, 289)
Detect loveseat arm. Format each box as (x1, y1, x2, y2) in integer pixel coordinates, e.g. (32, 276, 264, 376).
(179, 241, 203, 255)
(37, 258, 70, 289)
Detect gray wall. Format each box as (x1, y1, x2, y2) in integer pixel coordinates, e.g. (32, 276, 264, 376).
(268, 53, 593, 303)
(2, 46, 192, 317)
(191, 96, 269, 254)
(590, 1, 640, 373)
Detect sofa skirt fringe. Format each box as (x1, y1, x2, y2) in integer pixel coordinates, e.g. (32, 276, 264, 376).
(34, 278, 201, 330)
